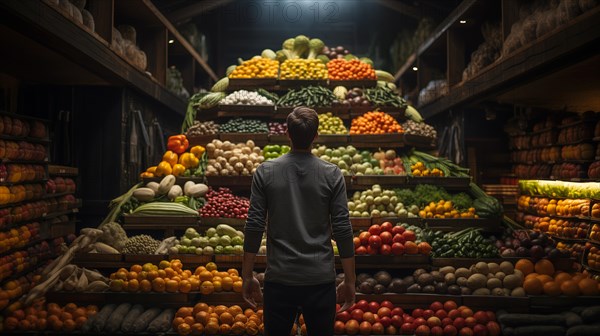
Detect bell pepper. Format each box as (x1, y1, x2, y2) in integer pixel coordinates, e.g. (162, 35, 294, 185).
(264, 152, 280, 160)
(168, 135, 189, 154)
(263, 145, 281, 153)
(281, 145, 291, 154)
(162, 151, 178, 166)
(140, 172, 154, 178)
(155, 161, 173, 177)
(172, 163, 186, 176)
(179, 152, 199, 169)
(146, 166, 157, 174)
(190, 145, 205, 158)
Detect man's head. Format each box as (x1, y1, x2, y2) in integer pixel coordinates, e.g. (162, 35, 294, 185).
(286, 107, 318, 150)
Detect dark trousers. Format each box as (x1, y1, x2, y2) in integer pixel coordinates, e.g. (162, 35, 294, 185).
(263, 281, 336, 336)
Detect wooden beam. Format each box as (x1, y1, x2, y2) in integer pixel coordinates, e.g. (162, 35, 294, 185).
(167, 0, 234, 24)
(142, 0, 219, 82)
(373, 0, 421, 19)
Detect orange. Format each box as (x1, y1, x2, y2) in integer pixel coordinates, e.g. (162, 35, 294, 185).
(244, 308, 255, 318)
(130, 264, 142, 273)
(147, 270, 159, 281)
(222, 277, 234, 291)
(578, 278, 599, 296)
(127, 279, 140, 292)
(228, 268, 239, 276)
(171, 259, 183, 272)
(204, 321, 219, 334)
(176, 307, 193, 318)
(536, 274, 553, 285)
(179, 280, 192, 293)
(234, 314, 248, 324)
(194, 311, 209, 325)
(140, 279, 152, 292)
(233, 281, 243, 293)
(554, 272, 572, 285)
(214, 305, 228, 316)
(159, 260, 171, 269)
(199, 271, 213, 282)
(220, 312, 234, 325)
(534, 259, 555, 276)
(543, 281, 561, 296)
(560, 280, 580, 296)
(219, 323, 232, 334)
(114, 270, 128, 280)
(164, 268, 176, 278)
(190, 323, 204, 335)
(417, 242, 432, 255)
(172, 317, 185, 330)
(151, 278, 166, 292)
(200, 281, 214, 295)
(110, 279, 125, 292)
(228, 305, 243, 317)
(137, 271, 147, 281)
(212, 281, 223, 292)
(183, 315, 195, 326)
(157, 270, 167, 278)
(193, 303, 209, 315)
(523, 278, 543, 295)
(127, 271, 138, 280)
(515, 259, 535, 276)
(177, 322, 192, 336)
(189, 278, 200, 291)
(166, 280, 179, 293)
(205, 262, 218, 272)
(194, 266, 207, 275)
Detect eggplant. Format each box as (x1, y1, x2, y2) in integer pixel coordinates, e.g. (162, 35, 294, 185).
(516, 246, 529, 257)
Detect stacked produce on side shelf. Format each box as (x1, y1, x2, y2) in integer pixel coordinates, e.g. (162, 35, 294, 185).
(228, 57, 278, 79)
(353, 222, 431, 256)
(140, 134, 206, 178)
(205, 139, 263, 176)
(200, 187, 249, 219)
(220, 90, 275, 106)
(172, 225, 244, 256)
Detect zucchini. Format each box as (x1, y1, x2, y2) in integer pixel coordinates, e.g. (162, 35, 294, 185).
(132, 307, 162, 332)
(581, 306, 600, 323)
(121, 304, 145, 333)
(498, 313, 566, 327)
(513, 326, 566, 336)
(147, 308, 175, 333)
(132, 202, 199, 216)
(146, 182, 160, 193)
(560, 311, 582, 327)
(566, 325, 600, 336)
(158, 175, 176, 195)
(167, 185, 183, 200)
(92, 304, 117, 332)
(217, 224, 240, 238)
(186, 183, 208, 197)
(104, 303, 131, 333)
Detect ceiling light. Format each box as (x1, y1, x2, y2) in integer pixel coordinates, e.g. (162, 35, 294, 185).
(168, 39, 175, 44)
(412, 66, 418, 71)
(459, 20, 467, 24)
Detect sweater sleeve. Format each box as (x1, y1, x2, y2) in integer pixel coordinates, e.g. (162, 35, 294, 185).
(243, 164, 267, 253)
(330, 167, 354, 258)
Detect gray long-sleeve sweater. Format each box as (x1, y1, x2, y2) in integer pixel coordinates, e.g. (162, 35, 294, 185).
(243, 151, 354, 286)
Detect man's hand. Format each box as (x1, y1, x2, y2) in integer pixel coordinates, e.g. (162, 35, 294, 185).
(336, 280, 355, 313)
(242, 276, 263, 309)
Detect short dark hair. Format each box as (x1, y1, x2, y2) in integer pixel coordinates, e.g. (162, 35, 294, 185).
(286, 107, 318, 149)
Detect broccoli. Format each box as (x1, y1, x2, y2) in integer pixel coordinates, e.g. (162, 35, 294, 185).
(451, 192, 473, 211)
(308, 38, 325, 59)
(395, 188, 416, 206)
(413, 184, 451, 206)
(293, 35, 310, 58)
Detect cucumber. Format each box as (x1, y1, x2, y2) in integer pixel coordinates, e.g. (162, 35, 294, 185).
(513, 326, 566, 336)
(566, 325, 600, 336)
(498, 313, 566, 327)
(581, 306, 600, 323)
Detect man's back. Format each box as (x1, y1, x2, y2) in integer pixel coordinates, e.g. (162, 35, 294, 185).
(245, 151, 352, 285)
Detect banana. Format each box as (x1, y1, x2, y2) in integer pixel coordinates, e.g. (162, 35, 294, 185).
(375, 70, 395, 82)
(405, 105, 424, 123)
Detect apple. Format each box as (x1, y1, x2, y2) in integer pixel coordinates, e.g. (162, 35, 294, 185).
(368, 235, 382, 249)
(473, 324, 488, 336)
(393, 233, 406, 244)
(431, 326, 443, 336)
(392, 225, 405, 235)
(372, 322, 384, 335)
(356, 246, 367, 255)
(453, 317, 466, 330)
(402, 230, 416, 242)
(380, 316, 392, 327)
(345, 320, 360, 335)
(442, 317, 453, 326)
(423, 309, 434, 320)
(443, 325, 458, 336)
(427, 316, 441, 328)
(380, 221, 393, 232)
(448, 309, 461, 320)
(363, 301, 377, 313)
(366, 245, 379, 255)
(435, 309, 448, 320)
(403, 315, 414, 325)
(486, 321, 501, 336)
(358, 231, 371, 246)
(337, 311, 351, 323)
(391, 242, 405, 255)
(368, 224, 381, 236)
(380, 244, 392, 255)
(359, 321, 372, 335)
(415, 324, 431, 336)
(464, 317, 477, 328)
(391, 307, 404, 317)
(334, 320, 345, 334)
(430, 301, 444, 312)
(459, 327, 474, 336)
(412, 308, 424, 318)
(356, 300, 369, 312)
(444, 301, 458, 312)
(363, 312, 376, 324)
(353, 237, 361, 248)
(377, 307, 391, 318)
(391, 315, 403, 327)
(380, 231, 393, 245)
(351, 309, 364, 322)
(385, 325, 398, 335)
(473, 311, 489, 325)
(401, 322, 415, 335)
(381, 301, 394, 310)
(413, 317, 427, 327)
(485, 311, 496, 322)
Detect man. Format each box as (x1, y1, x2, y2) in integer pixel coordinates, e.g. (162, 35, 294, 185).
(242, 106, 356, 335)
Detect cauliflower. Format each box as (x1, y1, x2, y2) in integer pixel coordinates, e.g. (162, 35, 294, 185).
(97, 222, 128, 252)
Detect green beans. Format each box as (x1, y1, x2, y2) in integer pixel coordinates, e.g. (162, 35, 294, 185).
(277, 86, 336, 107)
(364, 86, 407, 108)
(219, 118, 268, 133)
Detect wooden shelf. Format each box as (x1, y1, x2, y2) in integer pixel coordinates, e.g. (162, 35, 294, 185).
(48, 165, 79, 177)
(0, 0, 187, 116)
(418, 7, 600, 118)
